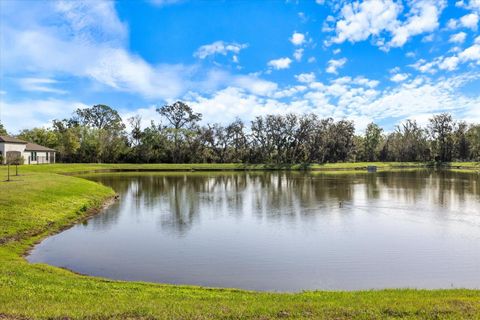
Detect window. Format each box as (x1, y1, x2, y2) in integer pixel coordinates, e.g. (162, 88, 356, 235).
(31, 152, 37, 161)
(46, 152, 49, 161)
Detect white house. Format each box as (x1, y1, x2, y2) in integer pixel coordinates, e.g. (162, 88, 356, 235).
(0, 136, 56, 165)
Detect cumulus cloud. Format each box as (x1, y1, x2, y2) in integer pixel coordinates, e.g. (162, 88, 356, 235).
(414, 43, 480, 72)
(295, 72, 316, 83)
(326, 58, 347, 74)
(449, 31, 467, 43)
(290, 32, 306, 45)
(293, 48, 304, 61)
(0, 98, 88, 133)
(388, 0, 445, 48)
(390, 73, 409, 82)
(331, 0, 402, 44)
(460, 13, 479, 30)
(194, 41, 248, 59)
(456, 0, 480, 12)
(267, 57, 293, 70)
(178, 73, 480, 132)
(329, 0, 445, 50)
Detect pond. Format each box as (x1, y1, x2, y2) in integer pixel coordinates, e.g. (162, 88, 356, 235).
(28, 170, 480, 291)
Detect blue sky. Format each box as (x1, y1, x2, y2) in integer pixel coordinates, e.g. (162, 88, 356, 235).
(1, 0, 479, 133)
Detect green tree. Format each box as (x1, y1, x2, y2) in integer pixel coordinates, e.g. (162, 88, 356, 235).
(363, 123, 383, 161)
(18, 127, 58, 149)
(157, 101, 202, 163)
(75, 104, 125, 131)
(452, 121, 469, 161)
(0, 122, 7, 136)
(467, 124, 480, 161)
(428, 113, 454, 162)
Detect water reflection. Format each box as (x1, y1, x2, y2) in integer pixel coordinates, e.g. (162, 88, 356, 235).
(85, 171, 479, 235)
(28, 170, 480, 291)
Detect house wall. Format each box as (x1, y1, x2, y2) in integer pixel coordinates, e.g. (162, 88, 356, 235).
(0, 142, 26, 164)
(26, 151, 52, 164)
(0, 143, 55, 164)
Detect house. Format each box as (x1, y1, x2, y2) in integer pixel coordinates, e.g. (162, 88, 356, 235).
(0, 136, 56, 165)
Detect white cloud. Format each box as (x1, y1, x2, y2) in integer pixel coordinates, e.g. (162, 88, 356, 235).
(332, 0, 402, 44)
(390, 73, 409, 82)
(194, 41, 248, 59)
(411, 41, 480, 73)
(0, 98, 88, 133)
(449, 32, 467, 43)
(267, 57, 292, 70)
(232, 75, 278, 96)
(329, 0, 445, 50)
(293, 48, 304, 61)
(17, 77, 67, 94)
(0, 1, 265, 101)
(326, 58, 347, 74)
(389, 0, 445, 48)
(458, 43, 480, 62)
(290, 32, 306, 45)
(460, 13, 479, 30)
(295, 72, 316, 83)
(447, 18, 458, 29)
(180, 73, 480, 132)
(456, 0, 480, 12)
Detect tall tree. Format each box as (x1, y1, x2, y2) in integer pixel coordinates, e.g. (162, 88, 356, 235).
(428, 113, 454, 162)
(75, 104, 125, 131)
(157, 101, 202, 163)
(0, 122, 7, 136)
(453, 121, 469, 161)
(363, 123, 383, 161)
(17, 128, 58, 148)
(467, 124, 480, 161)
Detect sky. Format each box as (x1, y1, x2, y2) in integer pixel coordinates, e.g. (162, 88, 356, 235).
(0, 0, 479, 134)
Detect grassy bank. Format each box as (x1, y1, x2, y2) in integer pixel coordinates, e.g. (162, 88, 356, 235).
(5, 161, 480, 175)
(1, 163, 480, 319)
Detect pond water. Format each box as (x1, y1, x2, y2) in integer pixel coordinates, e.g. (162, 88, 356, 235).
(28, 170, 480, 291)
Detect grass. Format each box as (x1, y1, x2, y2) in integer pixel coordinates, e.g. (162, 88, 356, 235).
(0, 163, 479, 319)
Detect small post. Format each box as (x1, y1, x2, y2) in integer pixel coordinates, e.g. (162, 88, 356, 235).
(7, 164, 10, 182)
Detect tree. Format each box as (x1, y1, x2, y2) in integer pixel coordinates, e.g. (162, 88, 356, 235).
(75, 104, 125, 131)
(72, 105, 127, 163)
(386, 120, 430, 162)
(18, 127, 58, 149)
(0, 122, 7, 136)
(6, 151, 23, 181)
(52, 120, 81, 162)
(467, 124, 480, 161)
(157, 101, 202, 163)
(363, 123, 383, 161)
(324, 120, 355, 162)
(428, 113, 454, 162)
(453, 121, 469, 161)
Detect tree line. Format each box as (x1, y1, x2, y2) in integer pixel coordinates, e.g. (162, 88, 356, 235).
(2, 102, 480, 164)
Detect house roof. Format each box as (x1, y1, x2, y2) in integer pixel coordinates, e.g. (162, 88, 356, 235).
(25, 142, 55, 152)
(0, 136, 27, 144)
(0, 136, 55, 151)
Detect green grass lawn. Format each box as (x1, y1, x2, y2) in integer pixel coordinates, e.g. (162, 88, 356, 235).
(1, 163, 479, 319)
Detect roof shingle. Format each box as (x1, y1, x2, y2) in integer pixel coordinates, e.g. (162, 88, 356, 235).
(0, 136, 27, 144)
(25, 142, 55, 152)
